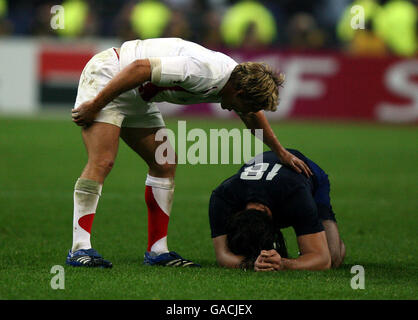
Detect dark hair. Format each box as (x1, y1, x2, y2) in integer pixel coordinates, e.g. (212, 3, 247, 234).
(226, 209, 288, 269)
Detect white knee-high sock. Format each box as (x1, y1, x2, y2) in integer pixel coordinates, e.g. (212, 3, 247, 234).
(72, 178, 102, 252)
(145, 174, 174, 254)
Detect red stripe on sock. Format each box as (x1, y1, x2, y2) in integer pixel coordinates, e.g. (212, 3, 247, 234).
(78, 213, 95, 234)
(145, 185, 169, 252)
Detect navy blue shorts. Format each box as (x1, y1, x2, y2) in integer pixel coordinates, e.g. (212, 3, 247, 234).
(305, 158, 337, 222)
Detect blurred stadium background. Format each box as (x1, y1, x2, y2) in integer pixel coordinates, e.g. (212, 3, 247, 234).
(0, 0, 417, 122)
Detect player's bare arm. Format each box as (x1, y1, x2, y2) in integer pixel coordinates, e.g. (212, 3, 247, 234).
(72, 58, 152, 127)
(212, 235, 245, 269)
(254, 231, 331, 271)
(322, 220, 346, 268)
(238, 111, 313, 177)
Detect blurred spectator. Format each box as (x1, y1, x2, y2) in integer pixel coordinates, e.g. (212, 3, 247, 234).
(338, 0, 417, 57)
(337, 0, 381, 43)
(314, 0, 351, 47)
(0, 0, 13, 35)
(337, 0, 388, 56)
(348, 28, 388, 56)
(162, 9, 191, 39)
(3, 0, 414, 55)
(116, 0, 202, 43)
(32, 1, 57, 36)
(201, 9, 224, 49)
(286, 13, 327, 50)
(6, 0, 33, 35)
(164, 0, 209, 43)
(240, 21, 265, 49)
(374, 0, 417, 56)
(130, 0, 171, 39)
(0, 0, 5, 17)
(53, 0, 99, 38)
(220, 0, 277, 49)
(113, 1, 137, 42)
(315, 0, 351, 30)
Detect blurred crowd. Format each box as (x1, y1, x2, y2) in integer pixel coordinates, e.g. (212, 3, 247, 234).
(0, 0, 416, 56)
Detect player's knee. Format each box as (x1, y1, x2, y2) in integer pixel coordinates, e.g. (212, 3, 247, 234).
(150, 152, 177, 177)
(99, 158, 115, 170)
(89, 157, 115, 175)
(150, 161, 176, 177)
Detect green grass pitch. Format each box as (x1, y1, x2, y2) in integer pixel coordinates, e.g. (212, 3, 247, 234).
(0, 115, 417, 300)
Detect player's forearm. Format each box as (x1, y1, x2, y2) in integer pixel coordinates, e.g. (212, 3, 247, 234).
(92, 59, 151, 111)
(281, 253, 331, 271)
(213, 235, 245, 269)
(215, 250, 245, 269)
(217, 253, 245, 269)
(242, 111, 287, 157)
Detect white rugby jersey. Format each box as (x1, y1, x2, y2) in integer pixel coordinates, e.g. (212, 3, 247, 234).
(119, 38, 238, 105)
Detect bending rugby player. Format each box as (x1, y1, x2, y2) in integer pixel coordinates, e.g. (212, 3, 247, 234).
(67, 37, 312, 268)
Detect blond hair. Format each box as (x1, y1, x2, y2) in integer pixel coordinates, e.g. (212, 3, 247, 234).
(229, 62, 284, 112)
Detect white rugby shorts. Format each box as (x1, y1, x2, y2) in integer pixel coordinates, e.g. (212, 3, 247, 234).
(74, 48, 165, 128)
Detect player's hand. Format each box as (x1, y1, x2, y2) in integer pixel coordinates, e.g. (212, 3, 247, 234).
(71, 100, 99, 127)
(280, 150, 313, 177)
(254, 250, 282, 272)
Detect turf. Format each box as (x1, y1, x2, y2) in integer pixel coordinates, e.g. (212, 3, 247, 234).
(0, 115, 417, 300)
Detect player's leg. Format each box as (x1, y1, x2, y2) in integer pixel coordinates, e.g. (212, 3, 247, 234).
(120, 127, 175, 254)
(67, 47, 125, 267)
(67, 122, 120, 268)
(120, 126, 200, 267)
